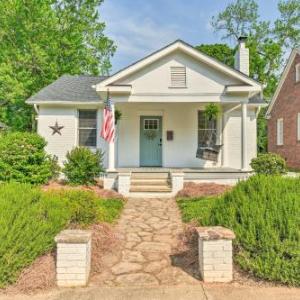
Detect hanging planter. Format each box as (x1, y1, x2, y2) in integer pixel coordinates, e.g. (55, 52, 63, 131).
(196, 103, 222, 162)
(144, 130, 157, 140)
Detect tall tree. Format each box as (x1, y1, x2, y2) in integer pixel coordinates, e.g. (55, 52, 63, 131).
(211, 0, 259, 41)
(0, 0, 115, 131)
(275, 0, 300, 48)
(195, 44, 235, 67)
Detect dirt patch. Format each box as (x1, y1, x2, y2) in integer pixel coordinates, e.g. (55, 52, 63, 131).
(1, 223, 119, 295)
(42, 180, 124, 199)
(176, 182, 232, 198)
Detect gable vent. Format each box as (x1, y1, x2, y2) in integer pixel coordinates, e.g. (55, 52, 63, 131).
(170, 66, 186, 87)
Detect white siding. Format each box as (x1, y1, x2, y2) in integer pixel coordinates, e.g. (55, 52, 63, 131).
(116, 103, 257, 169)
(37, 105, 108, 166)
(222, 106, 256, 169)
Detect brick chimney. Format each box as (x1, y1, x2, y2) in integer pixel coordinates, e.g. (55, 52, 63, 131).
(234, 36, 249, 76)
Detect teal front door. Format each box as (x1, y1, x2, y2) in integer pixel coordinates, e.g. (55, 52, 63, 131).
(140, 116, 162, 167)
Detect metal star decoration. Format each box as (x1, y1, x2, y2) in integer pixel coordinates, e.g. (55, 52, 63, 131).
(49, 121, 64, 135)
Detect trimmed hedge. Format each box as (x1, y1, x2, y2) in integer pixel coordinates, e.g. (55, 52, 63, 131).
(0, 183, 123, 288)
(250, 153, 287, 175)
(0, 132, 59, 184)
(178, 176, 300, 286)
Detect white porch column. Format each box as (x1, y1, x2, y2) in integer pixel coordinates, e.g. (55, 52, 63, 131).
(108, 102, 115, 171)
(241, 102, 247, 170)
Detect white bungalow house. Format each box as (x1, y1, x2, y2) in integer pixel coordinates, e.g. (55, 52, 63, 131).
(27, 38, 265, 196)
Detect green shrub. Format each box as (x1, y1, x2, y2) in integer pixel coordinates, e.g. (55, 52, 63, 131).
(0, 183, 71, 287)
(63, 147, 104, 185)
(209, 176, 300, 285)
(0, 183, 123, 287)
(0, 132, 59, 184)
(178, 176, 300, 285)
(250, 153, 287, 175)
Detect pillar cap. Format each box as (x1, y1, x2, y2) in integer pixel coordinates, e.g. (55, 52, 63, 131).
(196, 226, 235, 240)
(55, 230, 92, 244)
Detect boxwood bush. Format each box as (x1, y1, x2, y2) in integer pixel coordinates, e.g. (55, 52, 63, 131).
(250, 153, 287, 175)
(0, 183, 123, 288)
(178, 176, 300, 286)
(0, 132, 59, 184)
(63, 147, 104, 185)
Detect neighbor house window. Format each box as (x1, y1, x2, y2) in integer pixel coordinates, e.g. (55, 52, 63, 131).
(78, 110, 97, 147)
(198, 111, 217, 147)
(277, 118, 284, 146)
(296, 64, 300, 82)
(170, 66, 186, 88)
(297, 113, 300, 141)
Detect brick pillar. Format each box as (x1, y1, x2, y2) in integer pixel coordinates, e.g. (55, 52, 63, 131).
(55, 230, 92, 287)
(196, 226, 235, 282)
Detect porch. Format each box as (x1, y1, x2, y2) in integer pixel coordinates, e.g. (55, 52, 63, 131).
(103, 167, 251, 197)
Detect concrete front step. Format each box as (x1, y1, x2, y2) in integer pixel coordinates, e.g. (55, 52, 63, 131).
(131, 172, 170, 179)
(129, 185, 172, 192)
(131, 179, 170, 186)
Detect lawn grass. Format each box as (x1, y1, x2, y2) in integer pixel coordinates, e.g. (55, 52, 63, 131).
(177, 175, 300, 286)
(0, 182, 123, 288)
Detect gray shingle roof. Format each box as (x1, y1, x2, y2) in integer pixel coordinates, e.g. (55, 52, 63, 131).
(248, 96, 267, 104)
(26, 75, 107, 103)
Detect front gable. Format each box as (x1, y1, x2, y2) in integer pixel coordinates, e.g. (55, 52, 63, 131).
(96, 40, 262, 103)
(114, 50, 243, 95)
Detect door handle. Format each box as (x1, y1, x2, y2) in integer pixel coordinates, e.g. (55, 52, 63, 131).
(159, 138, 162, 146)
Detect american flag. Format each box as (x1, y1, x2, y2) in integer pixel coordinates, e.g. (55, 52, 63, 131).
(100, 98, 115, 143)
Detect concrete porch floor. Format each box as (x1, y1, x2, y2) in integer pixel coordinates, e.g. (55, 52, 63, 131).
(115, 167, 250, 173)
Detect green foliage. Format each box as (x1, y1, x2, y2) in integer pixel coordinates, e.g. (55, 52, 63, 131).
(177, 197, 219, 225)
(257, 107, 268, 153)
(250, 153, 287, 175)
(195, 44, 235, 67)
(203, 103, 220, 121)
(0, 182, 123, 287)
(63, 147, 104, 185)
(211, 0, 259, 40)
(0, 132, 59, 184)
(0, 183, 71, 287)
(178, 176, 300, 285)
(0, 0, 116, 131)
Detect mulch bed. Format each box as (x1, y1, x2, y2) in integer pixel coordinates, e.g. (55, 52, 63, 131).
(2, 223, 119, 294)
(42, 180, 124, 199)
(176, 182, 232, 198)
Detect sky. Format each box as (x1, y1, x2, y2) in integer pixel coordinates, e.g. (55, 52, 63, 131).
(100, 0, 280, 73)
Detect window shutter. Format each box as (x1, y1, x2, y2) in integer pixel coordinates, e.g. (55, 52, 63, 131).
(170, 66, 186, 87)
(277, 118, 283, 146)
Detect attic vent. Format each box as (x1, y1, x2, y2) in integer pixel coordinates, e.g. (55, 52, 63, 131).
(170, 66, 186, 88)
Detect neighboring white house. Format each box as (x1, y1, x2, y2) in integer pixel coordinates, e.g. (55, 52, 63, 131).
(27, 38, 265, 195)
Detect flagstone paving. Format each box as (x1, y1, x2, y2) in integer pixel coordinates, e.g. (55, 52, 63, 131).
(91, 197, 201, 286)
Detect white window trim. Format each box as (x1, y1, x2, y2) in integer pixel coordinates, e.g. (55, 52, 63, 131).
(297, 113, 300, 141)
(296, 63, 300, 82)
(78, 109, 97, 148)
(277, 118, 284, 146)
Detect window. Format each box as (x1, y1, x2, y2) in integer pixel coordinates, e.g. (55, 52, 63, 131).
(170, 66, 186, 88)
(296, 64, 300, 82)
(277, 118, 283, 146)
(144, 119, 159, 130)
(78, 110, 97, 147)
(297, 113, 300, 141)
(198, 111, 217, 147)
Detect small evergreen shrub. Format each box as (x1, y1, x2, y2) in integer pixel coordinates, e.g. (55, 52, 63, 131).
(0, 132, 59, 184)
(63, 147, 104, 185)
(250, 153, 287, 175)
(0, 183, 123, 287)
(178, 176, 300, 285)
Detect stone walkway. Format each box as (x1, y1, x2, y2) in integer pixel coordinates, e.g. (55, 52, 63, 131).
(91, 197, 201, 286)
